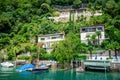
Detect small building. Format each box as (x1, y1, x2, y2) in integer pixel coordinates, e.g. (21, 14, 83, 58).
(38, 32, 65, 53)
(80, 25, 105, 44)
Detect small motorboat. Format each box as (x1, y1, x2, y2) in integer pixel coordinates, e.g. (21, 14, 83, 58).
(31, 67, 49, 73)
(0, 62, 14, 68)
(16, 64, 35, 72)
(39, 63, 51, 67)
(76, 66, 84, 72)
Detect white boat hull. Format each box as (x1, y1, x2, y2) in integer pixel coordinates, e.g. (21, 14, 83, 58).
(0, 62, 14, 68)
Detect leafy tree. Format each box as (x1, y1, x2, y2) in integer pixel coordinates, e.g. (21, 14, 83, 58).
(53, 32, 81, 67)
(95, 31, 101, 46)
(73, 0, 82, 8)
(88, 45, 93, 59)
(112, 41, 120, 59)
(91, 34, 97, 47)
(41, 3, 51, 14)
(105, 42, 113, 58)
(86, 34, 91, 45)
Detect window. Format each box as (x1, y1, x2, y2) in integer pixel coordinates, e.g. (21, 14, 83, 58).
(92, 28, 96, 32)
(97, 27, 103, 31)
(87, 28, 92, 32)
(41, 38, 45, 40)
(51, 37, 57, 39)
(56, 35, 63, 39)
(81, 28, 86, 32)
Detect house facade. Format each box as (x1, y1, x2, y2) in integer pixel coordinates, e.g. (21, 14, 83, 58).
(48, 4, 102, 22)
(38, 32, 65, 53)
(80, 25, 105, 44)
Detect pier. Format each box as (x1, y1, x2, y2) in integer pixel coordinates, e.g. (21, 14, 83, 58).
(83, 60, 120, 72)
(83, 60, 110, 71)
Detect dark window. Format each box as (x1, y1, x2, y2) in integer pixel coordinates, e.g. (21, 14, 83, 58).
(97, 27, 103, 31)
(41, 38, 45, 40)
(92, 28, 96, 32)
(52, 37, 57, 39)
(82, 28, 86, 32)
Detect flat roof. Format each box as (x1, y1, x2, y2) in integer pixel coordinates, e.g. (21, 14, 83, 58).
(38, 32, 65, 37)
(81, 25, 104, 29)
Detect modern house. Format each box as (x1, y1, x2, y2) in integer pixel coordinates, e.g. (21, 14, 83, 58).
(38, 32, 65, 53)
(48, 4, 102, 22)
(80, 25, 105, 44)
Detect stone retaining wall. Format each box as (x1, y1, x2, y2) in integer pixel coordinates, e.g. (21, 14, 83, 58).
(110, 62, 120, 72)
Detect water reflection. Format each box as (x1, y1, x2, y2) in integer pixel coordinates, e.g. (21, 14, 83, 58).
(0, 68, 120, 80)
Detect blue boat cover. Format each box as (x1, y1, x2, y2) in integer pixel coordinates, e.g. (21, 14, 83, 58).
(16, 64, 35, 71)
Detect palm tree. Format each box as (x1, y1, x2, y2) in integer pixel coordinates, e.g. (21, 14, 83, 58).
(91, 34, 97, 47)
(95, 31, 101, 46)
(37, 42, 44, 61)
(105, 43, 113, 58)
(88, 45, 93, 59)
(86, 34, 91, 45)
(112, 41, 119, 59)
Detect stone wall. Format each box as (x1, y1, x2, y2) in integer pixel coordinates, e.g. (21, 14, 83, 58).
(110, 62, 120, 72)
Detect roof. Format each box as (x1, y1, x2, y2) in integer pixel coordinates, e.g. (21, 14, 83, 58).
(38, 32, 65, 37)
(81, 25, 104, 29)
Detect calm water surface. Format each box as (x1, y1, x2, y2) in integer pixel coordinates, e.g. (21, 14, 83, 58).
(0, 67, 120, 80)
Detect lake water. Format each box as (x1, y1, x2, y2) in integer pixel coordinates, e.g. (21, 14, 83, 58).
(0, 67, 120, 80)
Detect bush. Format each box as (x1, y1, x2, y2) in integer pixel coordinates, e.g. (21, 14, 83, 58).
(17, 56, 30, 60)
(106, 57, 113, 60)
(41, 53, 54, 60)
(78, 55, 87, 60)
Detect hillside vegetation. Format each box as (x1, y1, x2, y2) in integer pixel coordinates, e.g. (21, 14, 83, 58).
(0, 0, 120, 65)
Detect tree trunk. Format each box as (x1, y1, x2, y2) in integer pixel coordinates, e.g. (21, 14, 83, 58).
(90, 50, 92, 59)
(109, 50, 111, 58)
(98, 36, 100, 46)
(115, 49, 117, 59)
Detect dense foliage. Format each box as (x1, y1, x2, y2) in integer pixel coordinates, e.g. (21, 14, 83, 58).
(0, 0, 120, 66)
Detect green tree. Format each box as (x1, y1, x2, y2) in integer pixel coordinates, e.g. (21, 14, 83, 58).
(91, 34, 97, 47)
(41, 3, 51, 14)
(112, 41, 119, 59)
(86, 34, 91, 45)
(105, 42, 113, 58)
(73, 0, 82, 8)
(95, 31, 101, 46)
(88, 45, 93, 59)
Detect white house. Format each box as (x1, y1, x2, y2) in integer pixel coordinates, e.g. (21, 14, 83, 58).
(38, 32, 65, 53)
(80, 25, 105, 44)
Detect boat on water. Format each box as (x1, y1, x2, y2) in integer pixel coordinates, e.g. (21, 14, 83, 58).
(0, 62, 14, 68)
(31, 67, 49, 73)
(76, 66, 84, 72)
(39, 63, 51, 67)
(16, 63, 49, 72)
(16, 64, 35, 72)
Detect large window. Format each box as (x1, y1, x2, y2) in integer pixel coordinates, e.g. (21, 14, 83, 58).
(81, 26, 104, 32)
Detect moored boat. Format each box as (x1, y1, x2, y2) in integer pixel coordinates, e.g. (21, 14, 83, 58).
(0, 62, 14, 68)
(31, 67, 49, 73)
(16, 64, 35, 72)
(76, 66, 84, 72)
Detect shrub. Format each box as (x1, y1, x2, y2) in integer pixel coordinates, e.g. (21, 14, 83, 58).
(78, 55, 87, 60)
(17, 56, 30, 60)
